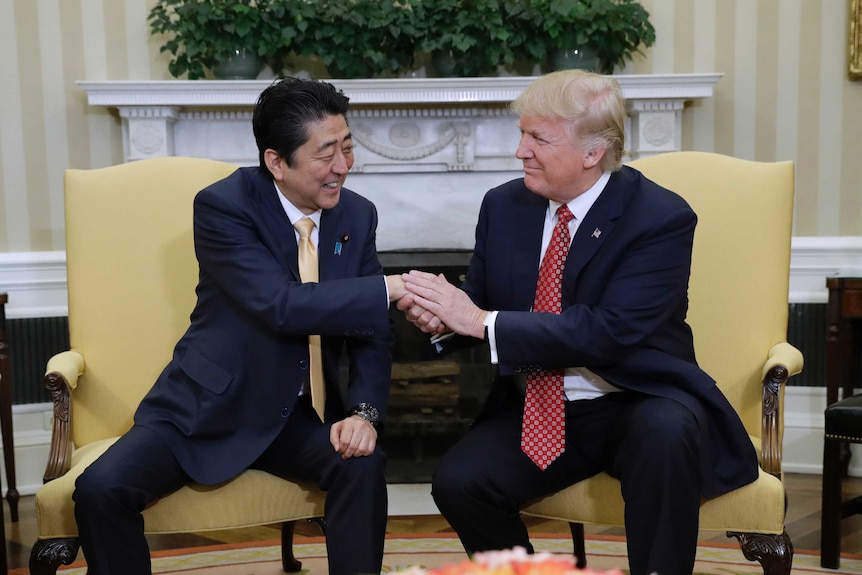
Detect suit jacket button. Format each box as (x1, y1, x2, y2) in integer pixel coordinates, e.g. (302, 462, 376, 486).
(299, 359, 309, 369)
(281, 407, 290, 418)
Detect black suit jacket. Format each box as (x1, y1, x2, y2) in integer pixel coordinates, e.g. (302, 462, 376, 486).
(459, 166, 758, 499)
(135, 167, 393, 485)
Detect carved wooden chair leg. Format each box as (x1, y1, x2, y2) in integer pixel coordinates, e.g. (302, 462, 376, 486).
(568, 522, 587, 568)
(6, 487, 19, 522)
(29, 538, 80, 575)
(728, 531, 793, 575)
(281, 521, 302, 572)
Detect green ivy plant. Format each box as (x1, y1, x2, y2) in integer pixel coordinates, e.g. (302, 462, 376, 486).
(411, 0, 514, 77)
(519, 0, 656, 74)
(147, 0, 655, 80)
(148, 0, 298, 79)
(298, 0, 417, 79)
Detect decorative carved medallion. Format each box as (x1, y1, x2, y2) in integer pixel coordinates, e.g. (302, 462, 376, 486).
(131, 124, 165, 155)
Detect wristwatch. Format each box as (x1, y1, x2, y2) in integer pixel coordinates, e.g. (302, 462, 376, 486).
(347, 402, 381, 430)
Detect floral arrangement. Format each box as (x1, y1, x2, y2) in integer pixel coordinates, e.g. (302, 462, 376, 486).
(394, 547, 625, 575)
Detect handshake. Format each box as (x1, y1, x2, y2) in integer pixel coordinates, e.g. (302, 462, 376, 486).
(385, 271, 488, 341)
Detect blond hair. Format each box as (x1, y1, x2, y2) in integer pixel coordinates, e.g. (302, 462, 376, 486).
(510, 70, 627, 172)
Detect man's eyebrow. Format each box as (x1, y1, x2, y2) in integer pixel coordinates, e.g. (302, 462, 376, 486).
(314, 133, 353, 154)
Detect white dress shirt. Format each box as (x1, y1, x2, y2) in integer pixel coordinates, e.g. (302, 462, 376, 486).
(274, 182, 390, 304)
(485, 172, 622, 401)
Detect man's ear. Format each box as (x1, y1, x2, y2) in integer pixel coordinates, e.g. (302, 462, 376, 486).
(583, 144, 606, 169)
(264, 149, 286, 180)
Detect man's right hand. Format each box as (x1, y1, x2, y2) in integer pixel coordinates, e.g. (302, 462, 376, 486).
(386, 274, 407, 302)
(402, 270, 487, 339)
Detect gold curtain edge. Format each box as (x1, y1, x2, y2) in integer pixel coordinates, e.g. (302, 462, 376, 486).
(851, 0, 862, 80)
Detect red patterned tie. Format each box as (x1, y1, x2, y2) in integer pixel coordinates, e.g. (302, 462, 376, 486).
(521, 204, 574, 470)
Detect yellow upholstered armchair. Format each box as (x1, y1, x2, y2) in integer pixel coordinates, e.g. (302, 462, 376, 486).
(30, 157, 326, 575)
(521, 152, 803, 575)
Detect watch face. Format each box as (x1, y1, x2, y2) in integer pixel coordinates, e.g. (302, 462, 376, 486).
(362, 404, 380, 422)
(352, 403, 380, 427)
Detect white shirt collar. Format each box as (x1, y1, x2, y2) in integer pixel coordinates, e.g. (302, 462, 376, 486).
(548, 171, 611, 223)
(274, 181, 322, 229)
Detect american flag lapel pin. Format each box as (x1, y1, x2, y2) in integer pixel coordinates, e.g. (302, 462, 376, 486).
(591, 228, 602, 239)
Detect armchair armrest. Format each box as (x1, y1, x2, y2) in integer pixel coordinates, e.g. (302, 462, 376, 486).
(760, 342, 803, 477)
(762, 341, 804, 381)
(43, 350, 85, 483)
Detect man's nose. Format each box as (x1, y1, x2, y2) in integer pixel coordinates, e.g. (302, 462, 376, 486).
(515, 139, 532, 159)
(332, 152, 349, 174)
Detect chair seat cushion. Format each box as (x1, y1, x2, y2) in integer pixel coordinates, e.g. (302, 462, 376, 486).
(825, 394, 862, 442)
(35, 437, 327, 539)
(521, 467, 785, 534)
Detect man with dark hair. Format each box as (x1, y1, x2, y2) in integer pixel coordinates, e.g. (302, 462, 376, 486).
(399, 69, 758, 575)
(73, 77, 405, 575)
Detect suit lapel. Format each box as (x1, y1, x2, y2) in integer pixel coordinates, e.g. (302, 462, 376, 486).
(318, 204, 344, 282)
(563, 170, 629, 290)
(248, 169, 302, 281)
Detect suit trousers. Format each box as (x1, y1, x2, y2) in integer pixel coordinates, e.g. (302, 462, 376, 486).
(431, 389, 703, 575)
(73, 396, 388, 575)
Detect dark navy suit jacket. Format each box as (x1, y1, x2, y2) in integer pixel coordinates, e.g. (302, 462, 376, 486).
(461, 166, 758, 499)
(134, 167, 393, 485)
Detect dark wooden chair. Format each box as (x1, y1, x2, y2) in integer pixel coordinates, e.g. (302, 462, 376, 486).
(821, 392, 862, 568)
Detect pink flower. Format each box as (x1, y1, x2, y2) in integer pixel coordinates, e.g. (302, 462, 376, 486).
(392, 548, 626, 575)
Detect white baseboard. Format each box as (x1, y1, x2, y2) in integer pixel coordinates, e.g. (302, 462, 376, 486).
(789, 236, 862, 303)
(4, 386, 853, 517)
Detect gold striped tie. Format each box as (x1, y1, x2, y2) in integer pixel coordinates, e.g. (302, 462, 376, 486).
(293, 217, 326, 422)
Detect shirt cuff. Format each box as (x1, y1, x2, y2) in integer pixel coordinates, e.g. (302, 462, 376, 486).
(484, 311, 499, 364)
(383, 276, 390, 307)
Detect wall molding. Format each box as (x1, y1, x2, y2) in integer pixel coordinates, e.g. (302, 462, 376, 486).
(789, 236, 862, 303)
(0, 251, 67, 319)
(0, 237, 858, 317)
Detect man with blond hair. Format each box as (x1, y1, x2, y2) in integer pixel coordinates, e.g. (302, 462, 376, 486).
(399, 70, 758, 575)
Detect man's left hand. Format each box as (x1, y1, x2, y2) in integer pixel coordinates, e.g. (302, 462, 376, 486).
(330, 416, 378, 459)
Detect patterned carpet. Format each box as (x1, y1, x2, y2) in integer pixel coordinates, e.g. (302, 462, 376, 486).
(17, 534, 862, 575)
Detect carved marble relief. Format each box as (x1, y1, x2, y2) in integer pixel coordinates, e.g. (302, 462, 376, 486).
(348, 108, 521, 173)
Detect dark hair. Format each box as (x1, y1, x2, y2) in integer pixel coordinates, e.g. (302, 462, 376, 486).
(252, 77, 351, 178)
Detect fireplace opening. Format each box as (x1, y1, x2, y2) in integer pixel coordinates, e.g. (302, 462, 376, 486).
(374, 249, 495, 483)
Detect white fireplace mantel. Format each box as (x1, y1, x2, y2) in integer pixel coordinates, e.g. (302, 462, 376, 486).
(79, 74, 720, 163)
(77, 74, 721, 251)
(79, 74, 719, 106)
